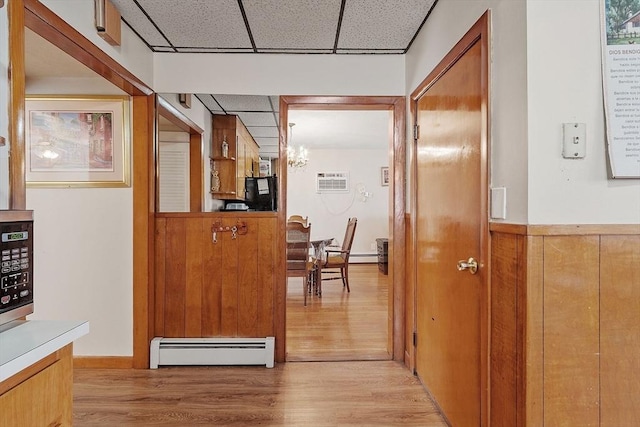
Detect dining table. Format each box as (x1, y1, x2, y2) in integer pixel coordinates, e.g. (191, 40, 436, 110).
(308, 237, 335, 296)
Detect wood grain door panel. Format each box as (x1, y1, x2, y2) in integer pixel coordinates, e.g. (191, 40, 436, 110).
(413, 19, 488, 425)
(155, 215, 277, 339)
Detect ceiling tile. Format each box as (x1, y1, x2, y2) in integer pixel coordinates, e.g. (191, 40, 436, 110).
(260, 147, 278, 159)
(213, 95, 273, 111)
(153, 46, 176, 52)
(336, 49, 405, 54)
(137, 0, 252, 49)
(270, 96, 280, 112)
(255, 137, 279, 147)
(257, 48, 334, 54)
(338, 0, 435, 50)
(234, 112, 277, 127)
(111, 0, 170, 47)
(196, 94, 224, 113)
(176, 47, 254, 53)
(243, 0, 341, 50)
(247, 127, 279, 138)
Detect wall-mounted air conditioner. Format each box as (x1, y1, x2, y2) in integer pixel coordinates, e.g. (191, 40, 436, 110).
(316, 172, 349, 193)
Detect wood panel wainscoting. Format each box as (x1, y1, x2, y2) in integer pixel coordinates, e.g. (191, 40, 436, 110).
(489, 223, 640, 426)
(154, 212, 278, 339)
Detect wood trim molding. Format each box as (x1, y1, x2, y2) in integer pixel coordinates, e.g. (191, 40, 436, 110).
(526, 224, 640, 235)
(278, 95, 406, 363)
(490, 222, 640, 236)
(132, 95, 156, 369)
(9, 0, 26, 209)
(189, 132, 204, 212)
(73, 356, 133, 369)
(157, 97, 204, 134)
(489, 223, 529, 235)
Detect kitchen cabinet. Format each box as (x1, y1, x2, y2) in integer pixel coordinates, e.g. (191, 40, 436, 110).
(0, 320, 88, 427)
(210, 114, 260, 201)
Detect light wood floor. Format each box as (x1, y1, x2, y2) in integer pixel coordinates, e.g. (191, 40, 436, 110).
(73, 362, 447, 426)
(286, 263, 389, 361)
(73, 263, 447, 425)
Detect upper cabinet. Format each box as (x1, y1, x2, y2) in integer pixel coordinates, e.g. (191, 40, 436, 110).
(210, 114, 260, 200)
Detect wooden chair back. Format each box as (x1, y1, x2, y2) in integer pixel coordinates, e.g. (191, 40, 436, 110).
(338, 217, 358, 262)
(286, 221, 311, 274)
(318, 217, 358, 293)
(287, 215, 309, 227)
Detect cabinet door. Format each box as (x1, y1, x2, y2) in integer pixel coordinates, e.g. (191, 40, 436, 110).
(0, 346, 73, 427)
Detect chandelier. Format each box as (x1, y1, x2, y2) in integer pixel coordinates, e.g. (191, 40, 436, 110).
(287, 123, 308, 169)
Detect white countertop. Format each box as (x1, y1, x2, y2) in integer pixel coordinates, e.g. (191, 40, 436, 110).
(0, 319, 89, 382)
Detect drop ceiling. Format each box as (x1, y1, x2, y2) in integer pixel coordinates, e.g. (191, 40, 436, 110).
(111, 0, 438, 55)
(26, 0, 435, 158)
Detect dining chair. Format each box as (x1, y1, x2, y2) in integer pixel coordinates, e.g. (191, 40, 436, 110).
(287, 215, 309, 226)
(317, 217, 358, 294)
(286, 221, 313, 306)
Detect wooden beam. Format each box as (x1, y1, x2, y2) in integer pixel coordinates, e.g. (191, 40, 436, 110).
(9, 0, 26, 209)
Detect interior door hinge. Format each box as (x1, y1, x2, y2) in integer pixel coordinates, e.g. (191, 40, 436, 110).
(413, 125, 420, 140)
(413, 331, 417, 347)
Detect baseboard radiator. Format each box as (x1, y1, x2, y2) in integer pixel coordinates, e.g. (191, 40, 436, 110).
(150, 337, 275, 369)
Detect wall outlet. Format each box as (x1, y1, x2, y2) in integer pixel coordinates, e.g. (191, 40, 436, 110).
(370, 242, 377, 251)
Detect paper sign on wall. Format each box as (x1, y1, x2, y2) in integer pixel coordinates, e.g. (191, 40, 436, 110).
(601, 0, 640, 178)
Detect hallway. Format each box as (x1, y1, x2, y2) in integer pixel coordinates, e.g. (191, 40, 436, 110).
(73, 361, 447, 426)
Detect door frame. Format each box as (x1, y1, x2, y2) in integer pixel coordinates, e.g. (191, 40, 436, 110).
(275, 96, 406, 363)
(409, 11, 491, 425)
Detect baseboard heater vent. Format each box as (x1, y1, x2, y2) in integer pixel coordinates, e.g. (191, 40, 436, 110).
(150, 337, 275, 369)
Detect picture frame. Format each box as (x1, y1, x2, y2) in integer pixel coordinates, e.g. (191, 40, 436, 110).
(381, 166, 389, 186)
(25, 95, 131, 187)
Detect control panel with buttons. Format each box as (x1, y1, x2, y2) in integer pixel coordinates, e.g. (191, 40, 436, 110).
(0, 212, 34, 325)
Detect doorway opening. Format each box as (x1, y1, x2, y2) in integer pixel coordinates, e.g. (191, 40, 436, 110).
(277, 96, 406, 363)
(285, 109, 391, 361)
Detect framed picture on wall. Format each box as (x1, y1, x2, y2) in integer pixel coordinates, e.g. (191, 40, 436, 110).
(381, 166, 389, 186)
(25, 95, 131, 187)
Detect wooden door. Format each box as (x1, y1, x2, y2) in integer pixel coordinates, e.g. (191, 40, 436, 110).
(413, 14, 489, 427)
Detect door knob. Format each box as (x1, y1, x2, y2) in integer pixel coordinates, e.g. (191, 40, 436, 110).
(457, 257, 478, 274)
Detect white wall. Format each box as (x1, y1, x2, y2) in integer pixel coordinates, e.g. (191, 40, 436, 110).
(526, 0, 640, 224)
(154, 53, 405, 96)
(24, 76, 133, 355)
(287, 148, 389, 262)
(406, 0, 529, 224)
(407, 0, 640, 225)
(27, 189, 133, 355)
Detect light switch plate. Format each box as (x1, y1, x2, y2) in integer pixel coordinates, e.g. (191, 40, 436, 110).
(562, 123, 586, 158)
(490, 187, 507, 219)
